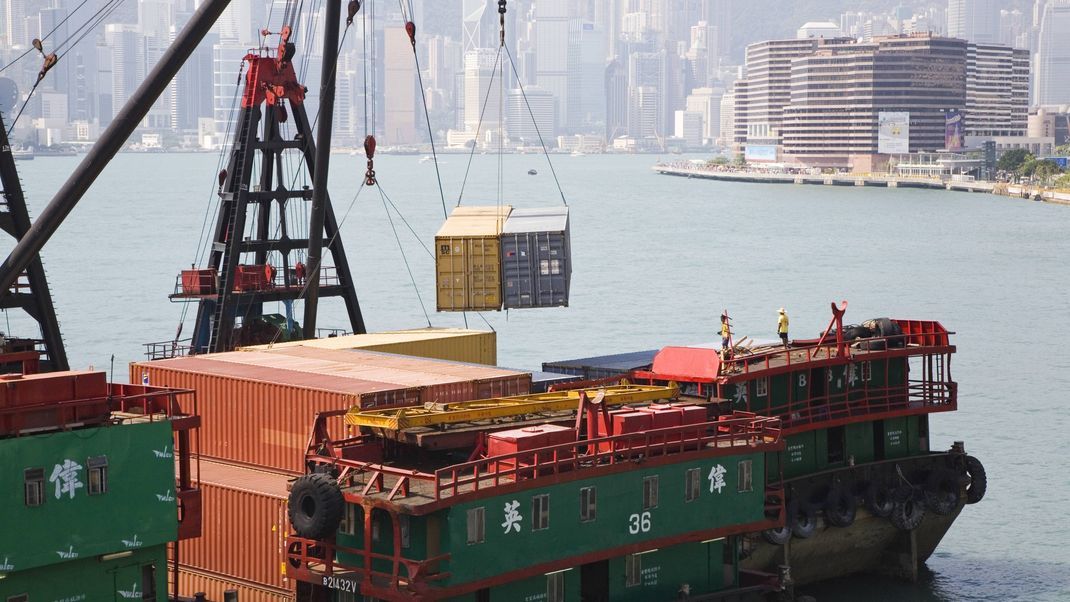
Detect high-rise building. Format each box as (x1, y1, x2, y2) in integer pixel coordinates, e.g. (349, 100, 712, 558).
(382, 25, 418, 145)
(463, 48, 501, 135)
(674, 109, 703, 146)
(702, 0, 732, 63)
(506, 86, 556, 145)
(1035, 0, 1070, 106)
(568, 21, 607, 134)
(462, 0, 498, 52)
(535, 0, 570, 129)
(605, 58, 628, 140)
(947, 0, 999, 44)
(3, 0, 26, 47)
(627, 50, 665, 137)
(718, 87, 735, 146)
(103, 24, 144, 127)
(211, 42, 249, 147)
(965, 43, 1029, 137)
(733, 37, 853, 150)
(686, 86, 720, 142)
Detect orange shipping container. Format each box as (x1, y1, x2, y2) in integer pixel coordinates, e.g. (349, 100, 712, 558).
(170, 565, 293, 601)
(178, 460, 293, 590)
(132, 356, 421, 473)
(131, 351, 530, 474)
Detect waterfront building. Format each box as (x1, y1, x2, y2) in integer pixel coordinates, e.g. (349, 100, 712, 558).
(686, 86, 721, 143)
(1035, 0, 1070, 106)
(965, 43, 1029, 138)
(718, 88, 736, 147)
(382, 25, 419, 145)
(674, 109, 704, 147)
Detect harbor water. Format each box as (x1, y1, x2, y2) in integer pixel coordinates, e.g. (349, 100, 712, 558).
(10, 152, 1070, 601)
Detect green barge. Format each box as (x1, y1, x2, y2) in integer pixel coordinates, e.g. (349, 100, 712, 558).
(0, 359, 201, 601)
(282, 305, 984, 600)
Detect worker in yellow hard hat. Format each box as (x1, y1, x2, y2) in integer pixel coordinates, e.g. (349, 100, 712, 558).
(777, 308, 789, 348)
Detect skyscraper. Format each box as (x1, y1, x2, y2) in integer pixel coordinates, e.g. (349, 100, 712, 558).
(1035, 0, 1070, 106)
(463, 48, 501, 136)
(535, 0, 570, 129)
(382, 26, 418, 145)
(3, 0, 26, 47)
(506, 86, 556, 145)
(947, 0, 999, 44)
(462, 0, 498, 53)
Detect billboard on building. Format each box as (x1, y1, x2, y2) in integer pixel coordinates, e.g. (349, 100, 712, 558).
(744, 144, 778, 163)
(945, 109, 964, 151)
(877, 112, 910, 154)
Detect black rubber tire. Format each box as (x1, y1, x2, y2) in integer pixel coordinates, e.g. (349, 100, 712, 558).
(924, 468, 962, 515)
(854, 338, 887, 351)
(762, 525, 792, 545)
(872, 317, 904, 348)
(965, 455, 987, 504)
(864, 483, 894, 518)
(842, 325, 874, 341)
(790, 500, 817, 539)
(890, 498, 926, 531)
(288, 473, 345, 539)
(824, 485, 857, 528)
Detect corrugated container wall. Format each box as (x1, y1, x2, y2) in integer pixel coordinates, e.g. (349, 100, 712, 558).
(131, 351, 529, 473)
(241, 327, 497, 365)
(171, 565, 293, 601)
(178, 460, 292, 591)
(501, 207, 571, 309)
(435, 206, 511, 312)
(541, 350, 659, 380)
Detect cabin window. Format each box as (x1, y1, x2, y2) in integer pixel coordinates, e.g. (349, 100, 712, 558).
(141, 564, 156, 600)
(546, 571, 566, 602)
(532, 494, 550, 531)
(399, 515, 411, 549)
(643, 476, 659, 510)
(685, 468, 701, 502)
(371, 518, 381, 543)
(466, 507, 485, 544)
(737, 460, 753, 493)
(87, 456, 108, 495)
(339, 504, 358, 535)
(756, 377, 768, 397)
(24, 468, 45, 507)
(861, 361, 872, 382)
(625, 553, 642, 587)
(580, 486, 597, 522)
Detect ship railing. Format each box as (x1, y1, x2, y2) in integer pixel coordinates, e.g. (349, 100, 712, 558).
(286, 535, 451, 595)
(721, 324, 952, 376)
(434, 413, 783, 500)
(143, 338, 194, 360)
(777, 379, 955, 431)
(170, 266, 343, 298)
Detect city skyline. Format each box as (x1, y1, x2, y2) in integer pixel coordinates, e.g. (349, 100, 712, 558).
(0, 0, 1066, 154)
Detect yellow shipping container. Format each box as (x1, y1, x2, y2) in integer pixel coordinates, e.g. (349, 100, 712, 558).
(241, 327, 497, 365)
(435, 205, 511, 311)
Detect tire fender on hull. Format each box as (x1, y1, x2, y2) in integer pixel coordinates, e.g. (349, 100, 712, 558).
(890, 498, 926, 531)
(965, 455, 987, 504)
(824, 485, 857, 528)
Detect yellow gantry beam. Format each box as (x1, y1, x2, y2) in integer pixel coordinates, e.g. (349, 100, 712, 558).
(345, 384, 679, 431)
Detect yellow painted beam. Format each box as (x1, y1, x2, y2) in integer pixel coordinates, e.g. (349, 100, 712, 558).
(345, 384, 679, 430)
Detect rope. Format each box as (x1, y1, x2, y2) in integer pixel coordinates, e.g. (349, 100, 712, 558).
(376, 181, 434, 260)
(504, 44, 568, 206)
(455, 46, 503, 206)
(378, 184, 431, 327)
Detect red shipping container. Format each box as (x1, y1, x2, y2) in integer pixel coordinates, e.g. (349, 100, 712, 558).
(178, 459, 294, 591)
(0, 371, 110, 435)
(488, 424, 576, 477)
(638, 407, 683, 430)
(675, 405, 708, 425)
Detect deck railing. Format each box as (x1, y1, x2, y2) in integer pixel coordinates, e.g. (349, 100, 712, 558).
(286, 535, 451, 597)
(307, 412, 782, 503)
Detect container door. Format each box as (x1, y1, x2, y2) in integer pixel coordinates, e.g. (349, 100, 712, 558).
(580, 559, 610, 602)
(436, 236, 467, 311)
(502, 232, 534, 308)
(466, 237, 502, 310)
(535, 231, 569, 307)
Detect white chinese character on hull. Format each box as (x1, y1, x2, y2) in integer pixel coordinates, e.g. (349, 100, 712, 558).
(49, 460, 84, 499)
(501, 500, 523, 534)
(708, 464, 727, 494)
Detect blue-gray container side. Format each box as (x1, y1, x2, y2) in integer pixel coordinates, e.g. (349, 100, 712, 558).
(500, 208, 571, 309)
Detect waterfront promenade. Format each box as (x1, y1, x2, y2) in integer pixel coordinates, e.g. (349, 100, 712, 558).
(653, 163, 1070, 206)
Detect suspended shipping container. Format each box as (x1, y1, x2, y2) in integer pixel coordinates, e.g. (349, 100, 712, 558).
(501, 207, 571, 309)
(241, 327, 498, 365)
(131, 351, 529, 474)
(178, 459, 292, 591)
(435, 205, 511, 312)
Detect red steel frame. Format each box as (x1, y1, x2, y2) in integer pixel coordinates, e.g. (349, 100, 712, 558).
(287, 413, 785, 600)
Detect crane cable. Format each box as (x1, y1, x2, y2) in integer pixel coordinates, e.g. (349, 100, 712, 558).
(0, 0, 91, 75)
(399, 1, 447, 219)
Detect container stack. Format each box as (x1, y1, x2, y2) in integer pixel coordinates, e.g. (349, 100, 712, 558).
(132, 332, 531, 599)
(241, 327, 497, 365)
(435, 205, 573, 312)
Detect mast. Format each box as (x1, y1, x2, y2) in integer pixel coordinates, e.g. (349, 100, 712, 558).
(302, 0, 344, 337)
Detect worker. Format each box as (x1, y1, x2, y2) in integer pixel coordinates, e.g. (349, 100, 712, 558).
(720, 312, 731, 360)
(777, 308, 789, 348)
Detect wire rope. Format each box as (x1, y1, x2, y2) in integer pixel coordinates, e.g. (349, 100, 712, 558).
(378, 185, 431, 327)
(455, 46, 502, 206)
